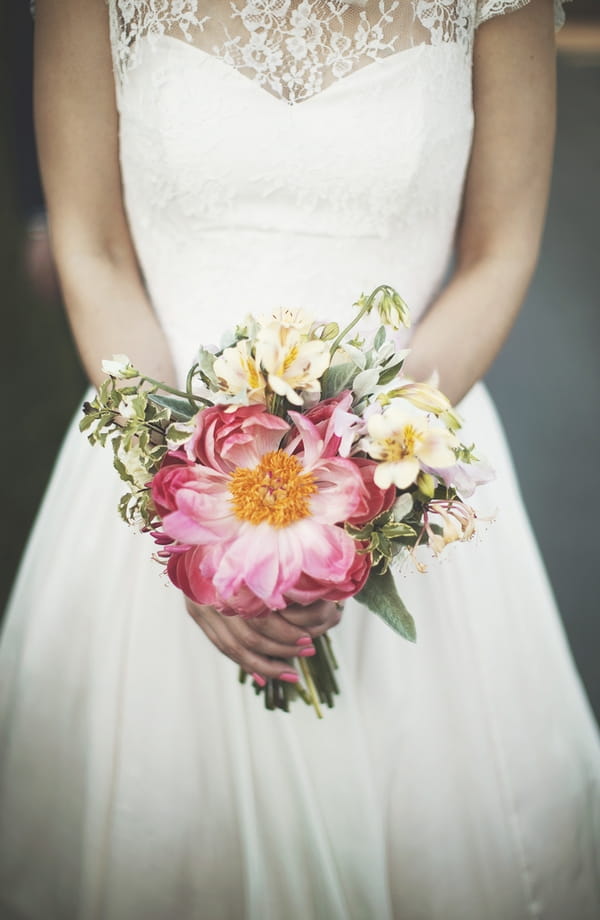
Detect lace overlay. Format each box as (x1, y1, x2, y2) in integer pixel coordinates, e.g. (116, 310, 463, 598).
(109, 0, 475, 102)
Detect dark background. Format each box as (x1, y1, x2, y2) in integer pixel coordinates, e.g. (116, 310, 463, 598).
(1, 3, 599, 717)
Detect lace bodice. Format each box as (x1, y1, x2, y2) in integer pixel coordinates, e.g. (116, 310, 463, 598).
(109, 0, 567, 103)
(105, 0, 567, 378)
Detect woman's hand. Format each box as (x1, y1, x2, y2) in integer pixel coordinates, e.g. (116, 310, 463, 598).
(184, 598, 343, 686)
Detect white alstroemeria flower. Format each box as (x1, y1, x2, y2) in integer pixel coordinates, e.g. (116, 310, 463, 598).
(213, 339, 267, 403)
(390, 379, 452, 415)
(255, 325, 330, 406)
(102, 354, 137, 379)
(258, 306, 314, 335)
(363, 404, 458, 490)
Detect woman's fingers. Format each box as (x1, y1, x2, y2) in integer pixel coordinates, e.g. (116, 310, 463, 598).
(280, 600, 344, 637)
(247, 611, 314, 649)
(185, 600, 300, 682)
(213, 617, 300, 681)
(184, 597, 345, 682)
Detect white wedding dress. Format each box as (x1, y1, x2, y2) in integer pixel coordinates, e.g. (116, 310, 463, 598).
(1, 2, 599, 918)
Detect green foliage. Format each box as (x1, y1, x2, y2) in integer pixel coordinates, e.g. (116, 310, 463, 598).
(195, 347, 221, 389)
(165, 423, 194, 444)
(147, 393, 198, 420)
(377, 361, 405, 386)
(80, 374, 177, 529)
(356, 565, 416, 642)
(455, 441, 479, 463)
(320, 362, 359, 399)
(373, 325, 386, 351)
(345, 509, 417, 571)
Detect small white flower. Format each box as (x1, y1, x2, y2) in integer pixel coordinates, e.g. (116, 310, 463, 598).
(213, 339, 267, 403)
(363, 404, 458, 490)
(255, 324, 330, 407)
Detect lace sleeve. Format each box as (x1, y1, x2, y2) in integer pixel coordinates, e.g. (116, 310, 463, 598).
(474, 0, 570, 30)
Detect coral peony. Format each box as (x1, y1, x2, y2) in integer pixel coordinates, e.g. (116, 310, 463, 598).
(151, 404, 374, 616)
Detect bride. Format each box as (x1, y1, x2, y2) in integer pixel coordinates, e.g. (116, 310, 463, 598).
(1, 1, 599, 918)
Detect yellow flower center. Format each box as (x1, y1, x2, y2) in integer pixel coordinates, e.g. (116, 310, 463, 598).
(380, 424, 421, 461)
(229, 450, 317, 527)
(282, 345, 299, 372)
(243, 357, 262, 390)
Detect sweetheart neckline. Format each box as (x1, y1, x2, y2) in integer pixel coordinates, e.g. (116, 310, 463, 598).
(136, 33, 462, 110)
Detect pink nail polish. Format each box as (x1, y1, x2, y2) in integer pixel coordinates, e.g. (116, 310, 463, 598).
(296, 636, 313, 647)
(279, 671, 299, 684)
(251, 672, 267, 688)
(298, 647, 316, 657)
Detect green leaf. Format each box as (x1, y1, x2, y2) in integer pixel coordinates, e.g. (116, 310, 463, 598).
(320, 362, 358, 399)
(373, 325, 386, 351)
(377, 361, 405, 386)
(146, 393, 197, 421)
(79, 413, 96, 433)
(345, 521, 373, 540)
(355, 566, 417, 642)
(166, 423, 193, 444)
(196, 347, 220, 388)
(381, 521, 417, 539)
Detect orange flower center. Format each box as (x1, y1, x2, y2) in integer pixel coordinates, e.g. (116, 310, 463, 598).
(229, 450, 317, 527)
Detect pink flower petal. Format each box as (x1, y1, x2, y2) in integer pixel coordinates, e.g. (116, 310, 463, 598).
(214, 524, 298, 608)
(287, 520, 357, 583)
(163, 485, 235, 544)
(308, 457, 365, 523)
(287, 411, 325, 470)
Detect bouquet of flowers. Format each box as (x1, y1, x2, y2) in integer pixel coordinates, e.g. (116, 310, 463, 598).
(82, 285, 493, 717)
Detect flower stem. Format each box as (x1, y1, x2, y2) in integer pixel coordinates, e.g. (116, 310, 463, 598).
(141, 376, 207, 404)
(185, 363, 200, 411)
(328, 284, 388, 358)
(267, 391, 287, 418)
(298, 657, 324, 719)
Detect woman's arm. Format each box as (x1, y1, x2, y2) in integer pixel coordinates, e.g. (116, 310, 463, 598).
(34, 0, 176, 389)
(402, 0, 556, 405)
(34, 0, 339, 683)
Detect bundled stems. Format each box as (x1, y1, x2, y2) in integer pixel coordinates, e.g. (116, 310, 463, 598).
(239, 633, 340, 718)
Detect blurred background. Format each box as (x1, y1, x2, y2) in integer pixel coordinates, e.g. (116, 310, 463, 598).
(1, 2, 599, 717)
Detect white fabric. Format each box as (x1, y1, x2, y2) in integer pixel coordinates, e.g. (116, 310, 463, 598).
(1, 1, 598, 918)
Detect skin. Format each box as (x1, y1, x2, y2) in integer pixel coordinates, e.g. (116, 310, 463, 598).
(34, 0, 557, 681)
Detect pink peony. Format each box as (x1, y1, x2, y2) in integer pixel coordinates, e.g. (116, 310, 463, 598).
(151, 404, 376, 616)
(347, 458, 396, 527)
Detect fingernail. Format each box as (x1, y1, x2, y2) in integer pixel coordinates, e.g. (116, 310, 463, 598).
(279, 671, 299, 683)
(298, 647, 316, 657)
(251, 672, 266, 688)
(296, 636, 313, 647)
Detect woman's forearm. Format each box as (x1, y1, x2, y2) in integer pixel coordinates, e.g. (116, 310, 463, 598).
(401, 253, 536, 406)
(404, 0, 556, 408)
(55, 247, 177, 390)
